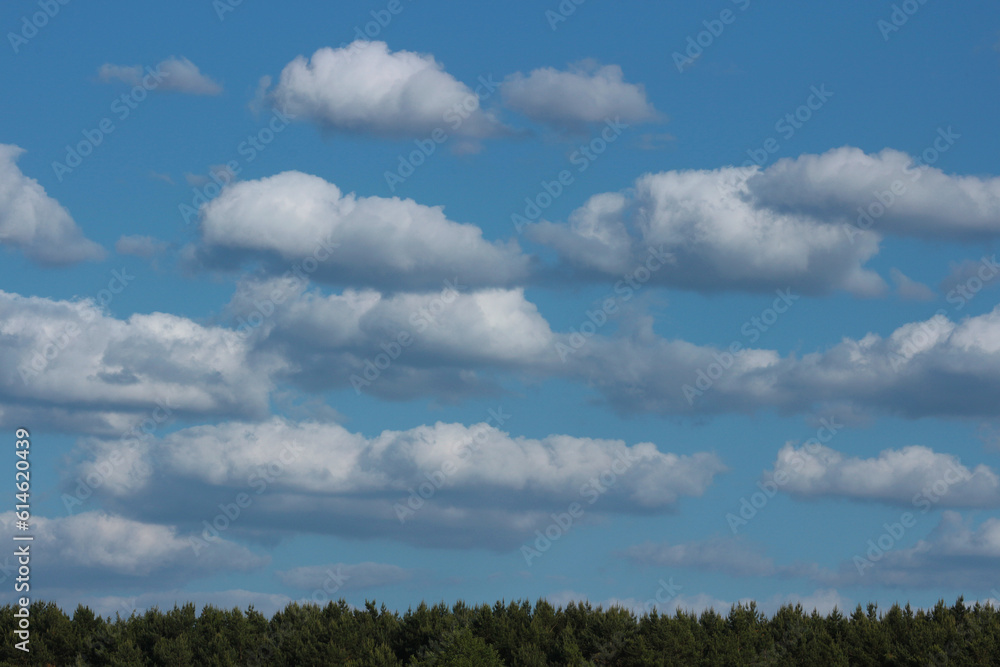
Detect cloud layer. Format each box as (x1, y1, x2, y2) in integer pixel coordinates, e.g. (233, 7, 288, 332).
(69, 416, 725, 549)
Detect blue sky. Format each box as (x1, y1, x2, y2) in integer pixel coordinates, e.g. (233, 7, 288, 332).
(2, 0, 1000, 619)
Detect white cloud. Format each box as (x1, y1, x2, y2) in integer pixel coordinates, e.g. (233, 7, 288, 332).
(530, 146, 1000, 295)
(529, 165, 885, 296)
(748, 145, 1000, 240)
(767, 444, 1000, 507)
(70, 416, 725, 549)
(0, 290, 284, 431)
(0, 511, 265, 586)
(0, 144, 105, 265)
(501, 62, 661, 130)
(567, 305, 1000, 419)
(267, 42, 504, 139)
(191, 171, 531, 290)
(99, 56, 222, 95)
(226, 277, 556, 399)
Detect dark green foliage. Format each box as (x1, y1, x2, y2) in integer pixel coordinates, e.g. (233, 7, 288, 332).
(0, 595, 996, 665)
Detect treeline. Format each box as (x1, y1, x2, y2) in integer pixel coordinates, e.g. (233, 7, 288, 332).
(0, 596, 998, 666)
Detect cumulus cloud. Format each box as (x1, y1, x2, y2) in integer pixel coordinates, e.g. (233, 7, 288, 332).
(0, 290, 284, 432)
(501, 62, 661, 130)
(0, 511, 266, 589)
(748, 145, 1000, 241)
(223, 276, 556, 399)
(98, 56, 222, 95)
(529, 146, 1000, 295)
(766, 444, 1000, 507)
(190, 171, 532, 290)
(0, 144, 105, 265)
(69, 416, 725, 550)
(266, 42, 504, 139)
(276, 562, 414, 591)
(529, 166, 885, 296)
(568, 305, 1000, 419)
(218, 273, 1000, 420)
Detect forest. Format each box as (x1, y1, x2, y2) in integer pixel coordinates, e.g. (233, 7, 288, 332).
(0, 595, 998, 665)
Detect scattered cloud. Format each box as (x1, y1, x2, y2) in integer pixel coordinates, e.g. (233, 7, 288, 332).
(0, 144, 105, 265)
(501, 62, 662, 131)
(98, 56, 223, 95)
